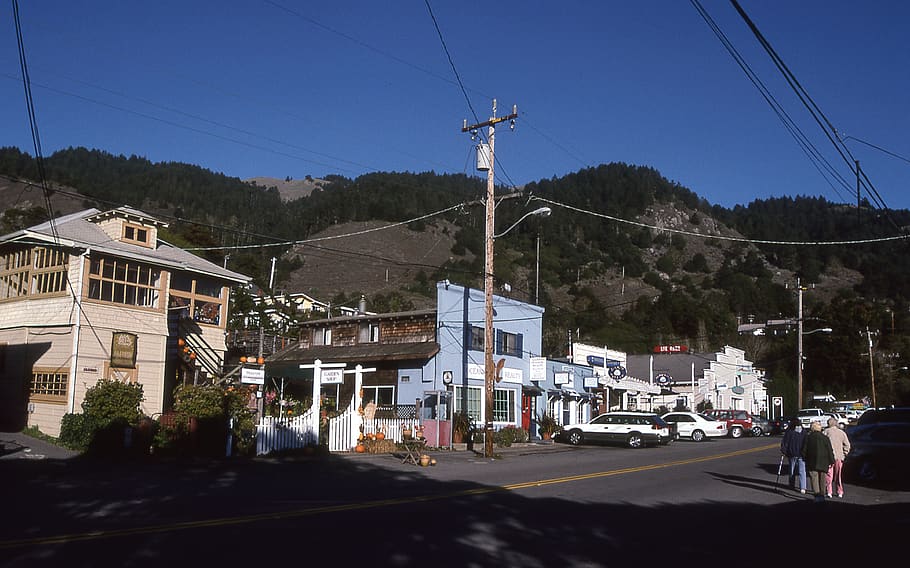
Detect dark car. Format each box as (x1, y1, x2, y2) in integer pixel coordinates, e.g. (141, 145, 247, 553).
(769, 415, 792, 435)
(843, 422, 910, 486)
(856, 407, 910, 426)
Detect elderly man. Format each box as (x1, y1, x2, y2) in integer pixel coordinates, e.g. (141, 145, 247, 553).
(824, 416, 851, 498)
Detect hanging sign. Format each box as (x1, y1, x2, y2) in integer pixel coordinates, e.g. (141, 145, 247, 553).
(110, 332, 138, 369)
(655, 372, 672, 386)
(608, 366, 627, 381)
(321, 369, 344, 384)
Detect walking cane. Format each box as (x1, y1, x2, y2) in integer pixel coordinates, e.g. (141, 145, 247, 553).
(774, 454, 785, 491)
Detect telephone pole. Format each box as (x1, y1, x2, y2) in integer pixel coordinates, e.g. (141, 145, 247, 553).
(463, 99, 518, 459)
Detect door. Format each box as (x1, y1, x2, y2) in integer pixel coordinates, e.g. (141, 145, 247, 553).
(521, 393, 533, 434)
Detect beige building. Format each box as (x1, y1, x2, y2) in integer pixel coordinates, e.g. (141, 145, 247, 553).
(0, 207, 249, 436)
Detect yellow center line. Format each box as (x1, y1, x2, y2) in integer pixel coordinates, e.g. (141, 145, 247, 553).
(0, 443, 777, 549)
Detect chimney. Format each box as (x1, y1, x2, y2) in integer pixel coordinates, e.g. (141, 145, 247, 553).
(358, 295, 366, 316)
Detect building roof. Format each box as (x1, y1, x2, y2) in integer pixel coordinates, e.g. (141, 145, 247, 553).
(1, 207, 249, 284)
(266, 341, 440, 377)
(295, 309, 437, 326)
(625, 353, 710, 384)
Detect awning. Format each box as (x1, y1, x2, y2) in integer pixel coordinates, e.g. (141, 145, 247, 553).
(522, 384, 544, 395)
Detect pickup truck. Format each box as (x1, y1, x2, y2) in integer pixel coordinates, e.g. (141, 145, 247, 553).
(797, 408, 847, 429)
(797, 408, 829, 429)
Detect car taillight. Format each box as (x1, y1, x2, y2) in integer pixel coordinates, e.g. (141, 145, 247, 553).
(716, 425, 725, 430)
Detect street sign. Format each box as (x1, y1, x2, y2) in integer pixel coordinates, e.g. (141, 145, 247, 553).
(241, 367, 265, 385)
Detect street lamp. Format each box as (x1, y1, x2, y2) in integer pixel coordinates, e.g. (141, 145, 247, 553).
(797, 320, 832, 410)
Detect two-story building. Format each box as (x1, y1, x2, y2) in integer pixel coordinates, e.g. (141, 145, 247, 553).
(427, 281, 545, 433)
(0, 207, 250, 436)
(625, 345, 767, 415)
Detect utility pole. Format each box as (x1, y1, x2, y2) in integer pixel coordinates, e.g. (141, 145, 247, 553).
(867, 327, 877, 407)
(463, 99, 518, 459)
(797, 279, 804, 409)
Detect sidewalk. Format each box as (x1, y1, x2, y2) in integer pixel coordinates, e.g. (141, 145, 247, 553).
(0, 431, 79, 461)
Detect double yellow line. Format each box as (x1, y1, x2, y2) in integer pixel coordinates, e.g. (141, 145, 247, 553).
(0, 443, 777, 549)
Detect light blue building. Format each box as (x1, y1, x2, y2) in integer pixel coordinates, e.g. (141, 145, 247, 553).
(419, 281, 545, 433)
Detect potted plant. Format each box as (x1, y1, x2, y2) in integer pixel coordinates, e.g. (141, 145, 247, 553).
(452, 411, 472, 444)
(537, 412, 560, 441)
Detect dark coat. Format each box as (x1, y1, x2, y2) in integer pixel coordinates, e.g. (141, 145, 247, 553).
(801, 430, 835, 472)
(780, 425, 806, 458)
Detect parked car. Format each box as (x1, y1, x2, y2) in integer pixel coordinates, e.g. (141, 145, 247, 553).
(796, 408, 829, 429)
(856, 407, 910, 427)
(843, 422, 910, 486)
(750, 415, 772, 437)
(557, 411, 675, 448)
(661, 412, 727, 442)
(823, 412, 848, 428)
(703, 409, 753, 439)
(769, 415, 792, 435)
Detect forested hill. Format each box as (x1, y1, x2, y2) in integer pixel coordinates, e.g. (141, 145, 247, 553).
(1, 146, 908, 405)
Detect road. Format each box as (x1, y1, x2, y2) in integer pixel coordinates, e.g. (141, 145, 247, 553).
(1, 434, 908, 567)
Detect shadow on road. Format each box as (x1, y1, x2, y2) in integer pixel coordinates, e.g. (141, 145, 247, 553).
(0, 451, 906, 567)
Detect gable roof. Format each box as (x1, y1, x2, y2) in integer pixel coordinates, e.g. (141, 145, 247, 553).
(0, 207, 249, 284)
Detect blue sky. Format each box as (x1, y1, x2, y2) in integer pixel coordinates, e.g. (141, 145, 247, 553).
(3, 1, 909, 211)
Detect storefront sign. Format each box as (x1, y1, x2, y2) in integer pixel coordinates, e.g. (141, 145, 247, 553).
(110, 332, 137, 368)
(530, 357, 546, 381)
(653, 345, 688, 353)
(241, 367, 265, 385)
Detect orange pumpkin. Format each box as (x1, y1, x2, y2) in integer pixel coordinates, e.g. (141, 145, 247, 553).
(355, 443, 366, 453)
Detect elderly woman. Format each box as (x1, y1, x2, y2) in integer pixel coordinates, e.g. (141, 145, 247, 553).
(824, 416, 851, 498)
(801, 421, 835, 502)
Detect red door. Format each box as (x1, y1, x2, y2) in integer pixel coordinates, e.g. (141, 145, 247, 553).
(521, 393, 533, 432)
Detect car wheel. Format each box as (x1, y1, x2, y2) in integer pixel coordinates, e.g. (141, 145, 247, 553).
(691, 429, 705, 442)
(857, 460, 879, 483)
(751, 426, 763, 437)
(566, 429, 584, 446)
(626, 432, 644, 449)
(730, 426, 743, 439)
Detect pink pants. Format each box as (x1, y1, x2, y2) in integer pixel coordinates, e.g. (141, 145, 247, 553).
(826, 459, 844, 496)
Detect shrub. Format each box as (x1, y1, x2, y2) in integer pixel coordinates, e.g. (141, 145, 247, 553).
(81, 379, 144, 424)
(494, 425, 529, 448)
(59, 379, 145, 453)
(59, 412, 102, 452)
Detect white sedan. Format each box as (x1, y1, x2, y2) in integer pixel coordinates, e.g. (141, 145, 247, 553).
(661, 412, 728, 442)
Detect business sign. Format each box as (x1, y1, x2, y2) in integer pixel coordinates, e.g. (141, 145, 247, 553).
(773, 396, 783, 407)
(731, 385, 745, 395)
(653, 345, 688, 353)
(530, 357, 546, 381)
(554, 372, 570, 385)
(468, 364, 522, 383)
(583, 375, 599, 388)
(608, 366, 627, 381)
(321, 369, 344, 384)
(241, 367, 265, 385)
(655, 372, 672, 386)
(110, 332, 138, 368)
(586, 355, 621, 368)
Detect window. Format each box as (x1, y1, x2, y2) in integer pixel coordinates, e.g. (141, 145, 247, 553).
(469, 326, 484, 351)
(168, 272, 225, 325)
(88, 256, 160, 308)
(122, 223, 149, 246)
(493, 388, 516, 422)
(362, 386, 394, 406)
(359, 322, 380, 343)
(454, 385, 482, 421)
(313, 328, 332, 346)
(30, 367, 69, 403)
(0, 246, 68, 301)
(496, 330, 523, 357)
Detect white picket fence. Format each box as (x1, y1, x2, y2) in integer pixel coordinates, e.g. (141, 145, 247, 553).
(256, 407, 421, 455)
(255, 411, 316, 456)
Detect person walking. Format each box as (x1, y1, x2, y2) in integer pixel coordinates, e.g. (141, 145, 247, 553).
(780, 418, 807, 493)
(824, 416, 851, 498)
(801, 421, 835, 503)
